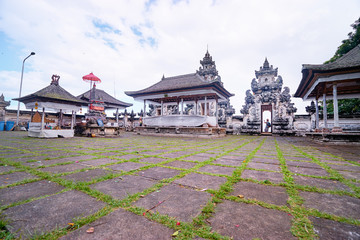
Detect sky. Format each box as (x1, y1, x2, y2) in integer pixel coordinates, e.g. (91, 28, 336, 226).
(1, 0, 359, 116)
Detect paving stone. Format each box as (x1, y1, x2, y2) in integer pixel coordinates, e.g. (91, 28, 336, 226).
(218, 155, 245, 161)
(197, 165, 235, 176)
(247, 162, 281, 171)
(134, 184, 211, 222)
(0, 165, 16, 173)
(310, 216, 360, 240)
(140, 157, 166, 164)
(241, 170, 284, 184)
(79, 158, 118, 167)
(137, 166, 181, 180)
(288, 166, 329, 176)
(108, 162, 147, 172)
(59, 208, 174, 240)
(183, 155, 210, 162)
(0, 180, 65, 206)
(251, 157, 280, 164)
(293, 175, 351, 191)
(208, 200, 295, 239)
(194, 152, 217, 158)
(284, 156, 312, 161)
(231, 181, 288, 206)
(92, 175, 157, 199)
(164, 160, 197, 169)
(212, 158, 244, 166)
(116, 154, 141, 160)
(4, 190, 106, 238)
(337, 170, 360, 180)
(300, 191, 360, 219)
(0, 171, 38, 186)
(287, 160, 323, 169)
(161, 151, 191, 158)
(174, 172, 227, 190)
(40, 163, 87, 174)
(62, 169, 113, 182)
(96, 151, 123, 156)
(327, 163, 360, 172)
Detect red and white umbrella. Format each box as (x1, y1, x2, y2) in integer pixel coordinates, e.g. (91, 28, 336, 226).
(82, 72, 102, 106)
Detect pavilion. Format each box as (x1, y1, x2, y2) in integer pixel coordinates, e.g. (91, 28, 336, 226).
(294, 43, 360, 133)
(13, 75, 87, 138)
(125, 50, 234, 136)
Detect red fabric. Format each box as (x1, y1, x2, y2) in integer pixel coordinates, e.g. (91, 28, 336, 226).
(82, 72, 101, 83)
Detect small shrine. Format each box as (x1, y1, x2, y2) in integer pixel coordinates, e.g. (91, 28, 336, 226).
(76, 73, 132, 136)
(14, 75, 87, 138)
(125, 50, 234, 137)
(240, 58, 297, 134)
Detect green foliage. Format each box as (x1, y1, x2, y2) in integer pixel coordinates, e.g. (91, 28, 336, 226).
(321, 99, 360, 115)
(326, 17, 360, 63)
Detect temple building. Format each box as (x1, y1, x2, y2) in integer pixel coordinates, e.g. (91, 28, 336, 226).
(13, 75, 87, 138)
(294, 43, 360, 134)
(240, 58, 297, 134)
(125, 50, 234, 137)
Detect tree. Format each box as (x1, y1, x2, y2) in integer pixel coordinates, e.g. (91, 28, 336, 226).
(325, 17, 360, 63)
(324, 18, 360, 115)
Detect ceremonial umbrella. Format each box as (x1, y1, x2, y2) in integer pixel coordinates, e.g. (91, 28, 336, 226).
(82, 72, 102, 105)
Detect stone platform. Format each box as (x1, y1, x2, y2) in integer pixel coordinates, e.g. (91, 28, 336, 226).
(135, 126, 226, 138)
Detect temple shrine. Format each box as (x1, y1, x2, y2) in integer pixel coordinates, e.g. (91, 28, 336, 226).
(240, 58, 297, 134)
(125, 50, 234, 137)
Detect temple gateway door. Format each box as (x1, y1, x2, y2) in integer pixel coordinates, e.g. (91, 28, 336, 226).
(261, 104, 272, 133)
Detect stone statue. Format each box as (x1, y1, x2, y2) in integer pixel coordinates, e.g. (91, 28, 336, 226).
(251, 78, 259, 93)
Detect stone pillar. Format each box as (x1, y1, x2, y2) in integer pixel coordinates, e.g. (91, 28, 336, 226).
(71, 110, 74, 130)
(161, 101, 163, 116)
(41, 107, 45, 130)
(143, 100, 146, 118)
(215, 98, 219, 126)
(204, 96, 207, 116)
(116, 108, 119, 124)
(332, 84, 342, 132)
(322, 93, 328, 129)
(315, 98, 319, 130)
(181, 98, 184, 115)
(195, 99, 198, 115)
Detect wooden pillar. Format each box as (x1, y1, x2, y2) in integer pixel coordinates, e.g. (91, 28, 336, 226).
(59, 109, 63, 128)
(333, 84, 339, 127)
(41, 107, 45, 130)
(315, 98, 319, 129)
(31, 108, 34, 122)
(322, 93, 327, 128)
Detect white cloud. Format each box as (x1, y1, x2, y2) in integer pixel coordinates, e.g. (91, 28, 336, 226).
(0, 0, 359, 115)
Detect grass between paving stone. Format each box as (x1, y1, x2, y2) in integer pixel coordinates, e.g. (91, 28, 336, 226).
(274, 139, 316, 239)
(0, 135, 276, 240)
(291, 145, 360, 197)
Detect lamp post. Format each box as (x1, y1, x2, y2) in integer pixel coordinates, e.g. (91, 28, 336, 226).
(16, 52, 35, 126)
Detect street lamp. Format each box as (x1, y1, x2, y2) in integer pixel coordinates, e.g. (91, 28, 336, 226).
(16, 52, 35, 126)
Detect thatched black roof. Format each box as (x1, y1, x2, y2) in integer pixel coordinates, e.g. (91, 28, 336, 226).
(125, 73, 234, 98)
(14, 76, 87, 106)
(78, 88, 132, 109)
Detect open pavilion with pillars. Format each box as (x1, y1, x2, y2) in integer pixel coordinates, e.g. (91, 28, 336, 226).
(294, 43, 360, 132)
(125, 51, 234, 136)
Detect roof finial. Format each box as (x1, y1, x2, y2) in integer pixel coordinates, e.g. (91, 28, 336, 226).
(162, 74, 165, 80)
(263, 57, 270, 69)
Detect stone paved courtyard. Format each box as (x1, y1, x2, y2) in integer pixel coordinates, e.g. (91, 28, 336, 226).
(0, 132, 359, 239)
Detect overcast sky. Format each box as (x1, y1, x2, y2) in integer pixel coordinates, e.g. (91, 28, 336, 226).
(1, 0, 359, 115)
